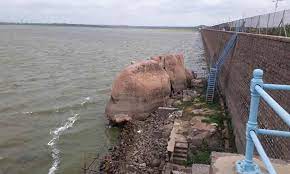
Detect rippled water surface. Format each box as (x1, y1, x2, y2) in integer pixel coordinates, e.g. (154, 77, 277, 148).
(0, 25, 206, 174)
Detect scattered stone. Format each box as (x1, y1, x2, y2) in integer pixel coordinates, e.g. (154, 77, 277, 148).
(111, 114, 132, 124)
(172, 100, 182, 107)
(158, 107, 179, 111)
(151, 158, 161, 167)
(183, 89, 198, 98)
(106, 104, 175, 173)
(191, 108, 216, 116)
(191, 79, 204, 88)
(182, 94, 192, 102)
(139, 163, 146, 168)
(166, 98, 175, 107)
(136, 113, 150, 121)
(193, 103, 203, 109)
(210, 123, 219, 127)
(191, 109, 204, 115)
(169, 111, 183, 119)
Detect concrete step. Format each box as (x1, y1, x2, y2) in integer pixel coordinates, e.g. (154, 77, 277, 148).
(173, 152, 187, 158)
(174, 148, 188, 153)
(173, 156, 187, 165)
(175, 142, 188, 149)
(163, 163, 192, 174)
(210, 152, 290, 174)
(174, 148, 188, 154)
(172, 164, 192, 174)
(172, 170, 191, 174)
(191, 164, 210, 174)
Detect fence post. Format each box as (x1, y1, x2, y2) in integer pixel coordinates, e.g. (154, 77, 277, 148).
(266, 13, 270, 35)
(256, 15, 261, 34)
(236, 69, 264, 173)
(282, 10, 287, 37)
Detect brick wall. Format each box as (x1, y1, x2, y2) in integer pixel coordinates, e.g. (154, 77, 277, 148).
(201, 29, 290, 160)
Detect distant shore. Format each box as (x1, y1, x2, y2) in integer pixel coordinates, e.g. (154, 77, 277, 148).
(0, 22, 203, 30)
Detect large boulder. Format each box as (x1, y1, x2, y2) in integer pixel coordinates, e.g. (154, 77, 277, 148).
(151, 54, 193, 92)
(105, 59, 171, 122)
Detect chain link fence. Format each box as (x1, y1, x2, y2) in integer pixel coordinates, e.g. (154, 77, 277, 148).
(211, 9, 290, 37)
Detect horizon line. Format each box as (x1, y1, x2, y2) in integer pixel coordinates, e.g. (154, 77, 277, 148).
(0, 22, 206, 29)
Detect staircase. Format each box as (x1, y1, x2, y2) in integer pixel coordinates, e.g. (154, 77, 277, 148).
(206, 34, 238, 103)
(172, 142, 188, 165)
(205, 67, 217, 103)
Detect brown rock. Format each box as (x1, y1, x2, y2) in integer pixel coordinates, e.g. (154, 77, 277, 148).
(185, 69, 195, 87)
(182, 94, 192, 102)
(111, 114, 132, 124)
(151, 159, 161, 167)
(166, 98, 175, 107)
(188, 116, 218, 146)
(191, 79, 204, 88)
(151, 54, 189, 92)
(172, 100, 182, 107)
(105, 59, 171, 122)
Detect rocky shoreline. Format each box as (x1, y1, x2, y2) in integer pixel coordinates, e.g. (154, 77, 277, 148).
(97, 54, 235, 173)
(99, 77, 235, 173)
(104, 109, 180, 173)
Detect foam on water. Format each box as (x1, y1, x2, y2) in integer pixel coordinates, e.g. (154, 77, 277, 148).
(81, 97, 91, 106)
(22, 97, 93, 116)
(47, 113, 80, 174)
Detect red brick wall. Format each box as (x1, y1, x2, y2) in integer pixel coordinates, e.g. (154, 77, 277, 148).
(201, 29, 290, 160)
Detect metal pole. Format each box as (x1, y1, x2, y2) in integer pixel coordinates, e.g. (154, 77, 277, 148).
(256, 16, 261, 34)
(282, 10, 287, 37)
(250, 131, 277, 174)
(266, 13, 270, 35)
(236, 69, 263, 173)
(250, 17, 253, 33)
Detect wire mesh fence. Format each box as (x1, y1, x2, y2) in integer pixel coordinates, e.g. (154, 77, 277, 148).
(211, 9, 290, 37)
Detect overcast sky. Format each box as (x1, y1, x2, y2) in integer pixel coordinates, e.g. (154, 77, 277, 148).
(0, 0, 289, 26)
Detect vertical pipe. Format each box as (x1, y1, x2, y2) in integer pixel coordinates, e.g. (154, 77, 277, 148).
(243, 69, 264, 170)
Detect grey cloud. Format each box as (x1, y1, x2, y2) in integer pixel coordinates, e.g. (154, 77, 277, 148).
(0, 0, 289, 26)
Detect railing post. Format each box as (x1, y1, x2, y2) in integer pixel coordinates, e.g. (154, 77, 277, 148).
(236, 69, 264, 174)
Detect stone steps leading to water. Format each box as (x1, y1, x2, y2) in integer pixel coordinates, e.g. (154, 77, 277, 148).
(172, 142, 188, 165)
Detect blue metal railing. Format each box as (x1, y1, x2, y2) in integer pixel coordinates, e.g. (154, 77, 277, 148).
(236, 69, 290, 174)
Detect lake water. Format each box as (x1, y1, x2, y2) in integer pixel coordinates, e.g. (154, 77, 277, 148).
(0, 25, 206, 174)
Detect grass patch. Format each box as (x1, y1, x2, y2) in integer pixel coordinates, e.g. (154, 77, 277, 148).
(206, 101, 221, 111)
(187, 141, 211, 165)
(175, 100, 193, 110)
(201, 113, 224, 126)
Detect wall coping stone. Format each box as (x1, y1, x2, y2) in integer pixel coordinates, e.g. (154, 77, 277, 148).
(202, 28, 290, 43)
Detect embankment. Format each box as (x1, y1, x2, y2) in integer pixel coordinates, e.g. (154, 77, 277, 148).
(201, 29, 290, 160)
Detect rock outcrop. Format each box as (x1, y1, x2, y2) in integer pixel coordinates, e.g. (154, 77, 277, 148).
(106, 54, 194, 124)
(105, 59, 171, 122)
(151, 54, 193, 92)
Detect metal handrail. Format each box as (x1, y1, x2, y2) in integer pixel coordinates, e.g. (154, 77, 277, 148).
(250, 130, 276, 174)
(255, 85, 290, 127)
(236, 69, 290, 174)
